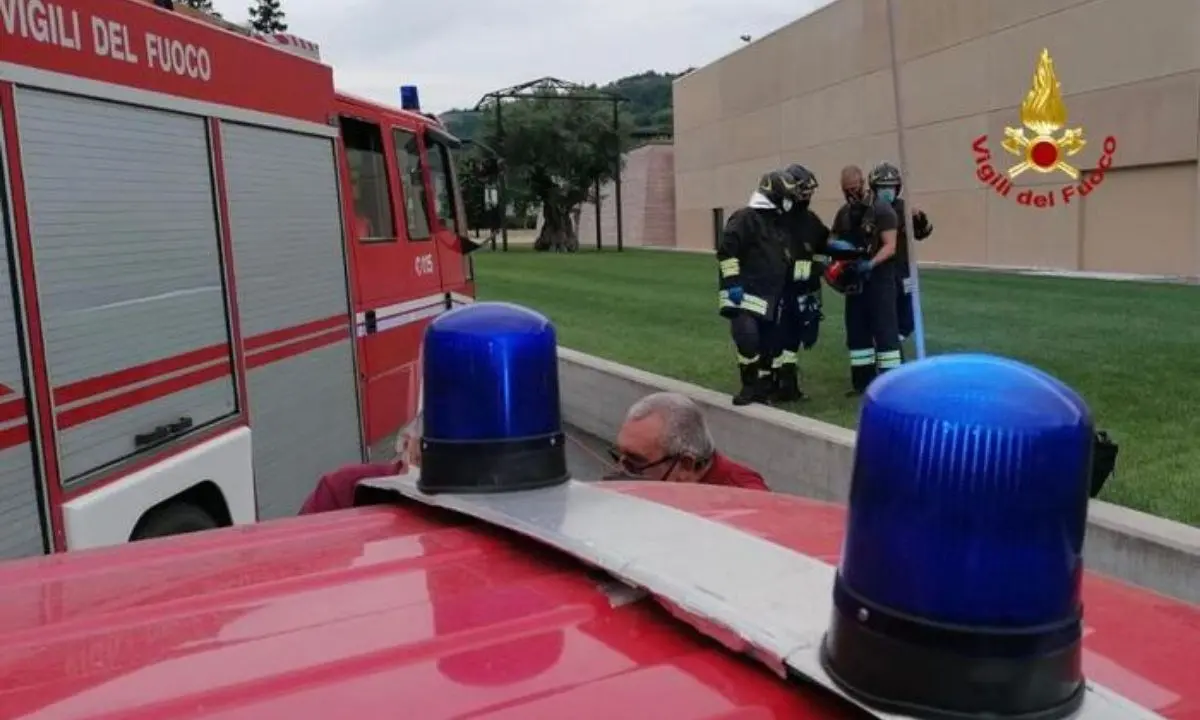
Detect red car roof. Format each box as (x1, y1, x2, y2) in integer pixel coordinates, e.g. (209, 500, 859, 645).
(0, 485, 1195, 719)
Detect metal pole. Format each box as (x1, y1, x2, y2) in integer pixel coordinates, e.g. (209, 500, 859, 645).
(612, 100, 624, 251)
(885, 0, 927, 359)
(494, 98, 509, 252)
(489, 186, 498, 250)
(594, 179, 603, 250)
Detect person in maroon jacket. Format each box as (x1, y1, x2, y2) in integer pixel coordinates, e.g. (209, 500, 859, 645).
(298, 425, 421, 515)
(609, 392, 769, 490)
(301, 389, 767, 514)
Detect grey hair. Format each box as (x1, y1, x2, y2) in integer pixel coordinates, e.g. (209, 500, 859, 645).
(394, 410, 423, 454)
(625, 392, 715, 460)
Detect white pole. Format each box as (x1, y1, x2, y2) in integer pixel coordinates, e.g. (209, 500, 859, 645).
(885, 0, 927, 359)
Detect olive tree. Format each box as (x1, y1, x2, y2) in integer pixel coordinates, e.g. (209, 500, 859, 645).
(476, 82, 626, 251)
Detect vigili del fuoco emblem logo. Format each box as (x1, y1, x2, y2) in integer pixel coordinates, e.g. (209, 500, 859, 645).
(971, 49, 1116, 208)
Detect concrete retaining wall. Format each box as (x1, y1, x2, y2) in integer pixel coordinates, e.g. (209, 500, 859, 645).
(558, 347, 1200, 605)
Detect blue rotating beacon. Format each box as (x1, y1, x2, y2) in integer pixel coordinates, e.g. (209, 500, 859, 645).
(821, 354, 1094, 719)
(418, 302, 568, 494)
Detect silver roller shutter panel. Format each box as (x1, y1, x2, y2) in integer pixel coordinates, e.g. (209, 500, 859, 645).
(220, 122, 361, 519)
(0, 104, 47, 560)
(16, 89, 237, 482)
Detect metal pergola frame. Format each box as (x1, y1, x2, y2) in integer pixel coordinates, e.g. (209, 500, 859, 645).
(472, 77, 627, 251)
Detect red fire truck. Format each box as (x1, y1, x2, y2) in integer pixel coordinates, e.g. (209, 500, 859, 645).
(0, 302, 1195, 719)
(0, 0, 474, 560)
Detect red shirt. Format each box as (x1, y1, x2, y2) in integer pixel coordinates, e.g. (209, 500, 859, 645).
(298, 459, 404, 515)
(700, 453, 769, 490)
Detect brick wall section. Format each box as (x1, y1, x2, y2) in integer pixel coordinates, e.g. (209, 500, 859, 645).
(642, 148, 676, 247)
(578, 143, 676, 248)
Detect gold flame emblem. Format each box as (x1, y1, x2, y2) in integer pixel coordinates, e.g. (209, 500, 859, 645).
(1001, 49, 1086, 179)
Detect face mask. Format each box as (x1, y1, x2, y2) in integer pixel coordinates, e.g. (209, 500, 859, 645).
(877, 188, 896, 204)
(843, 188, 863, 204)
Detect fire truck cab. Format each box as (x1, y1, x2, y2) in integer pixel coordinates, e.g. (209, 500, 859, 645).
(0, 0, 473, 560)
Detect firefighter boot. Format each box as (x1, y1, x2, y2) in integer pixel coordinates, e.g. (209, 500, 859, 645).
(847, 349, 877, 397)
(754, 361, 777, 403)
(773, 364, 805, 402)
(732, 365, 758, 406)
(733, 365, 771, 406)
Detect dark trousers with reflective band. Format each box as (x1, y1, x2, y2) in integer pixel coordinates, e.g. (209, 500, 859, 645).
(774, 259, 819, 368)
(844, 263, 901, 392)
(730, 311, 776, 379)
(774, 285, 821, 370)
(774, 284, 800, 371)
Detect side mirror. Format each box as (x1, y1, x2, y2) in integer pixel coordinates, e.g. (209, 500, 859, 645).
(1090, 431, 1118, 498)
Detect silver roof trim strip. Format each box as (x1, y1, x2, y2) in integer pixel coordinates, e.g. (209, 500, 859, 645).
(362, 474, 1163, 719)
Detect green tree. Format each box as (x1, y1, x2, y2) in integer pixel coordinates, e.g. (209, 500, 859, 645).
(453, 148, 491, 235)
(605, 70, 683, 133)
(477, 84, 627, 251)
(248, 0, 288, 32)
(440, 111, 482, 141)
(440, 69, 686, 141)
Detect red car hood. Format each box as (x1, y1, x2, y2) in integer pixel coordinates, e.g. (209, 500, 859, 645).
(0, 484, 1194, 720)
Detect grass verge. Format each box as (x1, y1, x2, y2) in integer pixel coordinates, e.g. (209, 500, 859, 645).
(474, 247, 1199, 526)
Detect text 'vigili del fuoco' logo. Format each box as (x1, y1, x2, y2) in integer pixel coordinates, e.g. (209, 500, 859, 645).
(972, 49, 1116, 209)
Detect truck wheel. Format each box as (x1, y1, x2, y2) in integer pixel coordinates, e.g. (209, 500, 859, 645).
(131, 503, 220, 541)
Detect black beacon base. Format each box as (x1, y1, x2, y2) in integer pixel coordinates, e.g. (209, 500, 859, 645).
(820, 578, 1085, 720)
(418, 432, 569, 495)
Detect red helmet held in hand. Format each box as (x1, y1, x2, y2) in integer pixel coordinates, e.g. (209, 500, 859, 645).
(823, 260, 866, 295)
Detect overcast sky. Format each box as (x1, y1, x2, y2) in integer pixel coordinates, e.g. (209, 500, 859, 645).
(212, 0, 834, 113)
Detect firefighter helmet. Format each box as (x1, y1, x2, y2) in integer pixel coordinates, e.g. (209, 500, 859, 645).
(757, 170, 800, 210)
(784, 164, 819, 202)
(868, 162, 902, 192)
(823, 259, 865, 295)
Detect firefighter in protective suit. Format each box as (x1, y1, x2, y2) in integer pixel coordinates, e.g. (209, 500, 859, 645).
(867, 162, 932, 345)
(828, 165, 902, 395)
(772, 164, 829, 402)
(717, 170, 799, 406)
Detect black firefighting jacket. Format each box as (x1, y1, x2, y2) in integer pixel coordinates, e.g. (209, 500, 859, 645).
(716, 206, 791, 318)
(781, 206, 831, 294)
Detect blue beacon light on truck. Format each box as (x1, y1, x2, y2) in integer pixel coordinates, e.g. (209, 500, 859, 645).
(400, 85, 420, 111)
(822, 354, 1093, 719)
(418, 302, 568, 494)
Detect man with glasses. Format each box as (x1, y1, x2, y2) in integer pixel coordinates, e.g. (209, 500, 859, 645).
(608, 392, 768, 490)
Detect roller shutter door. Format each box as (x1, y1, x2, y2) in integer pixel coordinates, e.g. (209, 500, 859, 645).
(0, 104, 46, 560)
(16, 89, 237, 482)
(220, 122, 361, 519)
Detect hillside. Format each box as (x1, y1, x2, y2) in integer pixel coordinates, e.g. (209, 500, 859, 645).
(440, 69, 685, 140)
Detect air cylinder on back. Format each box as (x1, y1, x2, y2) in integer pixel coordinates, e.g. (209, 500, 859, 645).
(418, 302, 568, 494)
(822, 354, 1093, 719)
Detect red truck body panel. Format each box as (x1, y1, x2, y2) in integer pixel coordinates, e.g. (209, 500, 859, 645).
(0, 484, 1194, 719)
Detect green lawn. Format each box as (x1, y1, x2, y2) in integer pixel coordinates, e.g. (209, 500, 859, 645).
(473, 248, 1200, 526)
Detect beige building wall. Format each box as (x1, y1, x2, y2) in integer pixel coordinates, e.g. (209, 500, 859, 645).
(579, 143, 676, 248)
(673, 0, 1200, 278)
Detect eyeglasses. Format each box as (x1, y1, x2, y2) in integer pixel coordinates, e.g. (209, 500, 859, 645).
(607, 446, 678, 477)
